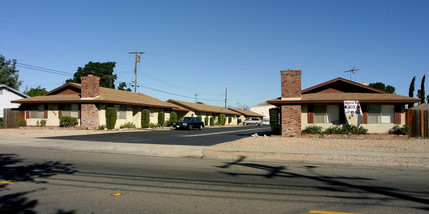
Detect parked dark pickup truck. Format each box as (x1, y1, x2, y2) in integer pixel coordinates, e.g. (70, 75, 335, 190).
(173, 117, 204, 130)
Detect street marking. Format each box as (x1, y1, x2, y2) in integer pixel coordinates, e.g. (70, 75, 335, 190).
(112, 193, 122, 196)
(180, 127, 269, 137)
(309, 210, 359, 214)
(0, 181, 13, 184)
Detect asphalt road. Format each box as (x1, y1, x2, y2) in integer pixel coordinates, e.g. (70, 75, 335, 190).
(1, 146, 429, 214)
(43, 125, 272, 146)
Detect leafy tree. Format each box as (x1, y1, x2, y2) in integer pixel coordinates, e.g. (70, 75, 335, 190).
(409, 76, 416, 108)
(421, 75, 426, 104)
(417, 89, 421, 100)
(0, 55, 22, 90)
(369, 82, 395, 94)
(427, 95, 429, 104)
(117, 82, 131, 91)
(66, 61, 117, 88)
(26, 86, 47, 97)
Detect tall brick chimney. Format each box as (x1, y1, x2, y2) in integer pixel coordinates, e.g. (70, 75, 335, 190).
(279, 69, 302, 137)
(81, 73, 100, 98)
(80, 73, 100, 130)
(281, 69, 302, 99)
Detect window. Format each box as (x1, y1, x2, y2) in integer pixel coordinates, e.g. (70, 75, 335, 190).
(115, 105, 127, 119)
(29, 104, 44, 118)
(62, 104, 78, 118)
(314, 104, 340, 124)
(367, 104, 394, 124)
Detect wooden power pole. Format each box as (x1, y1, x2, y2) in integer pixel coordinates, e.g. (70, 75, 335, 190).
(128, 51, 145, 92)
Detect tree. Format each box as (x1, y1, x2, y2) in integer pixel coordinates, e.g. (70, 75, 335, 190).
(369, 82, 395, 94)
(66, 61, 117, 88)
(409, 76, 416, 108)
(427, 95, 429, 104)
(26, 86, 48, 97)
(421, 75, 426, 104)
(117, 82, 131, 91)
(0, 55, 22, 90)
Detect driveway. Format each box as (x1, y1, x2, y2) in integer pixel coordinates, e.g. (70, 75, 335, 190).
(42, 126, 272, 146)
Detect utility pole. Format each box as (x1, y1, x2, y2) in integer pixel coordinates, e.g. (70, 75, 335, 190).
(224, 87, 227, 108)
(128, 51, 145, 92)
(195, 93, 199, 103)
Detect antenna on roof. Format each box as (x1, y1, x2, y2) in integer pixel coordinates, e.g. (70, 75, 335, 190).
(344, 65, 359, 80)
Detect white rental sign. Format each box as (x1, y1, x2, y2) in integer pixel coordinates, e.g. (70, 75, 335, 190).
(344, 100, 362, 115)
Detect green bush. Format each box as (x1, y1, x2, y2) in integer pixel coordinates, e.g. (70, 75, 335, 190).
(170, 111, 177, 124)
(149, 123, 161, 128)
(197, 115, 202, 121)
(141, 109, 150, 128)
(105, 107, 117, 129)
(228, 117, 232, 124)
(40, 120, 47, 127)
(302, 125, 324, 134)
(269, 108, 280, 134)
(0, 118, 3, 128)
(210, 117, 214, 126)
(158, 112, 165, 126)
(120, 122, 136, 129)
(205, 117, 209, 126)
(18, 119, 27, 127)
(324, 126, 346, 134)
(99, 125, 106, 130)
(342, 124, 368, 134)
(59, 116, 78, 127)
(219, 114, 226, 126)
(389, 125, 410, 135)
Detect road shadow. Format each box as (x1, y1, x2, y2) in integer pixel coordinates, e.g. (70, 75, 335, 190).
(217, 156, 429, 211)
(0, 153, 77, 214)
(40, 127, 272, 146)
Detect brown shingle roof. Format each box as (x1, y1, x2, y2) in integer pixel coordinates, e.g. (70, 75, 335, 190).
(12, 83, 180, 109)
(228, 108, 264, 117)
(268, 93, 420, 104)
(410, 103, 429, 110)
(168, 99, 240, 115)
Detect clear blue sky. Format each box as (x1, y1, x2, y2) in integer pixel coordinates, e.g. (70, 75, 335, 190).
(1, 0, 428, 107)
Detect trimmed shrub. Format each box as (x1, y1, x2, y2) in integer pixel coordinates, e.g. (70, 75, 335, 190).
(197, 115, 202, 121)
(141, 109, 150, 128)
(59, 116, 78, 127)
(228, 117, 232, 124)
(204, 117, 209, 126)
(99, 125, 106, 130)
(219, 114, 226, 126)
(158, 112, 165, 126)
(269, 108, 280, 134)
(120, 122, 136, 129)
(170, 111, 177, 124)
(302, 125, 324, 134)
(18, 119, 27, 127)
(40, 120, 47, 127)
(210, 117, 214, 126)
(106, 107, 117, 129)
(0, 118, 3, 128)
(389, 125, 410, 135)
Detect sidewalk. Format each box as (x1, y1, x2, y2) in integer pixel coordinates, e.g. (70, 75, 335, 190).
(1, 136, 428, 168)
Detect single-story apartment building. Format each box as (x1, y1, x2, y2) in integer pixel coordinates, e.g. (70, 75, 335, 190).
(168, 99, 240, 126)
(12, 74, 187, 129)
(1, 84, 29, 118)
(267, 69, 420, 136)
(228, 108, 264, 124)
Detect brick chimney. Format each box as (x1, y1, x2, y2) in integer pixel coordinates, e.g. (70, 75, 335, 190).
(281, 69, 302, 99)
(279, 69, 302, 137)
(81, 73, 100, 98)
(80, 73, 100, 130)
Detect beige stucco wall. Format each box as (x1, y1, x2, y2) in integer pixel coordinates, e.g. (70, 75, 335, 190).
(300, 103, 406, 133)
(26, 104, 81, 127)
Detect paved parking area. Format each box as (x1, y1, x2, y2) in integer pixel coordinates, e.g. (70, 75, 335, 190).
(42, 126, 272, 146)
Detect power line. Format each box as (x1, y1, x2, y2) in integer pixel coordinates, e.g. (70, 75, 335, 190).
(136, 83, 224, 102)
(16, 63, 73, 77)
